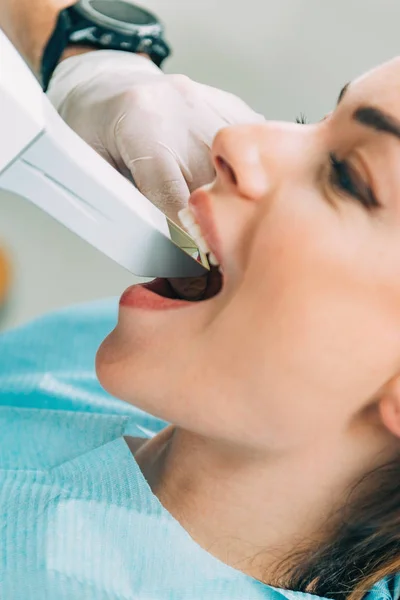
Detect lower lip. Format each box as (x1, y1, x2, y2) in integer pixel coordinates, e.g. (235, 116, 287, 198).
(120, 282, 192, 311)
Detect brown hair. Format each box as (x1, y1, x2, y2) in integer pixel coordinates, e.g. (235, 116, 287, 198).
(276, 460, 400, 599)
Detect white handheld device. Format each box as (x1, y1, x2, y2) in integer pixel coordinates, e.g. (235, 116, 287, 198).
(0, 30, 208, 278)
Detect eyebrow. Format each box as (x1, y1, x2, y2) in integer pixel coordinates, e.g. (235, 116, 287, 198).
(353, 106, 400, 141)
(337, 82, 350, 105)
(337, 81, 400, 141)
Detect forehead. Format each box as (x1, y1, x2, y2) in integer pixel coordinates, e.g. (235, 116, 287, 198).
(348, 57, 400, 114)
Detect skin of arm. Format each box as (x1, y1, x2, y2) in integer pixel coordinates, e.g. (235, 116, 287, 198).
(0, 0, 75, 74)
(61, 45, 151, 62)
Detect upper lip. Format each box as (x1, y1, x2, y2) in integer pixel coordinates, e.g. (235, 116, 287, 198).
(188, 188, 223, 266)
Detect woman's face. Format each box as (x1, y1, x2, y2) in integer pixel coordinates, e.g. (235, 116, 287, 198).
(97, 58, 400, 453)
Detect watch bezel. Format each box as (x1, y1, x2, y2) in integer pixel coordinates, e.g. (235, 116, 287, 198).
(73, 0, 163, 36)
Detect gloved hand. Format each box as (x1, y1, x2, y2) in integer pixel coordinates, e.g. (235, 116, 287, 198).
(47, 49, 266, 225)
(47, 49, 265, 299)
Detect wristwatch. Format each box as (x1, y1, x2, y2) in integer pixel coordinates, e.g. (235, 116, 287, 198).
(41, 0, 171, 91)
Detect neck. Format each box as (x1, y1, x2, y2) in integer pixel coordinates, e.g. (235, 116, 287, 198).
(133, 420, 390, 586)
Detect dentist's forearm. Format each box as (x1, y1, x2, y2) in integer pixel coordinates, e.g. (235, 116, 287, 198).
(0, 0, 74, 74)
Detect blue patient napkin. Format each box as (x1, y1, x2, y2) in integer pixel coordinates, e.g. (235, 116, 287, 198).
(0, 299, 397, 600)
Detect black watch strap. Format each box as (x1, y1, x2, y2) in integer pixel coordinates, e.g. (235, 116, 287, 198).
(40, 3, 171, 92)
(41, 11, 70, 92)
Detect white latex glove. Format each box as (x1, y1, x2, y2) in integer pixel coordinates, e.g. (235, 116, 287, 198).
(47, 49, 266, 224)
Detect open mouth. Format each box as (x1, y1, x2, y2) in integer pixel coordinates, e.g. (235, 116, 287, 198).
(142, 263, 224, 302)
(120, 255, 224, 312)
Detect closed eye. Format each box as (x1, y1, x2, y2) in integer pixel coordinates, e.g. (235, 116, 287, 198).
(329, 153, 380, 210)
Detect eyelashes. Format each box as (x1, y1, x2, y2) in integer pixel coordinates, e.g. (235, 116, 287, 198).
(295, 113, 308, 125)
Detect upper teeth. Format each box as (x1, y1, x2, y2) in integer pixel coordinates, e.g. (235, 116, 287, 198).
(178, 207, 220, 267)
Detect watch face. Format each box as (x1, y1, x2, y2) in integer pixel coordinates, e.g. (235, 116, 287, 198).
(90, 0, 156, 25)
(70, 0, 169, 61)
(76, 0, 159, 31)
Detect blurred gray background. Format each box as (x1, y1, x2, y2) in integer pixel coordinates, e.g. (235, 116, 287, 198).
(1, 0, 400, 330)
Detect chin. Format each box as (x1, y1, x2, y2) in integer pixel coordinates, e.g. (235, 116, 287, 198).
(95, 327, 175, 416)
(94, 328, 144, 400)
(94, 305, 220, 434)
(96, 330, 242, 445)
(95, 329, 121, 395)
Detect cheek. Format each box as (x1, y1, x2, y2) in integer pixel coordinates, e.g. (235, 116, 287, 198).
(210, 208, 400, 440)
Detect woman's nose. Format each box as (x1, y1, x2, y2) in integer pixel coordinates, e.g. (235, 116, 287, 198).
(211, 125, 270, 201)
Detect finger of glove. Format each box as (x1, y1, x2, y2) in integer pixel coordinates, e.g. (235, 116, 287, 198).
(122, 145, 191, 224)
(192, 81, 266, 126)
(114, 107, 216, 214)
(165, 77, 265, 158)
(120, 140, 209, 299)
(185, 147, 216, 194)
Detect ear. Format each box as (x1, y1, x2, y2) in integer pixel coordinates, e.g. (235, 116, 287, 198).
(378, 375, 400, 438)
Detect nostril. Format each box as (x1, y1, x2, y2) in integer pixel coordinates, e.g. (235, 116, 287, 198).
(215, 156, 237, 185)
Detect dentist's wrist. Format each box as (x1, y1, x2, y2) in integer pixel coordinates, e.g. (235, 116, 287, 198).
(60, 44, 151, 63)
(41, 3, 170, 91)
